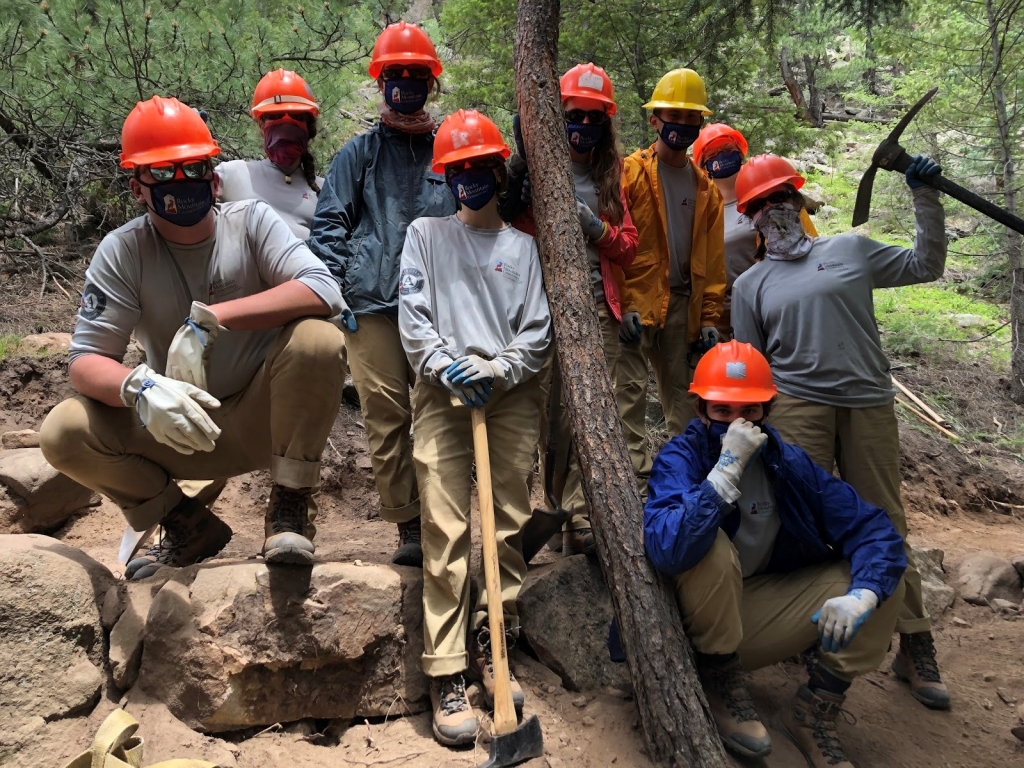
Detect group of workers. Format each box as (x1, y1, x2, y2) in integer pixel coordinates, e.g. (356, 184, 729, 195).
(35, 19, 954, 768)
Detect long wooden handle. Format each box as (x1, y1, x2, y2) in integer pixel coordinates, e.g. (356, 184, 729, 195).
(471, 407, 518, 735)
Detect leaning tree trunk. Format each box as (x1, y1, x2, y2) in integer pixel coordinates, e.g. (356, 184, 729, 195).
(514, 1, 726, 765)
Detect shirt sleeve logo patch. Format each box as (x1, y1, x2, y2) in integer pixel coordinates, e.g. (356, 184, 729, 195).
(399, 267, 424, 295)
(80, 283, 107, 320)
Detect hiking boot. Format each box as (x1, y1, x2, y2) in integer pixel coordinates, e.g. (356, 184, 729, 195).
(262, 485, 315, 565)
(468, 627, 525, 715)
(892, 631, 950, 710)
(562, 527, 595, 556)
(783, 685, 854, 768)
(392, 517, 423, 566)
(697, 654, 772, 758)
(430, 673, 478, 746)
(125, 496, 232, 580)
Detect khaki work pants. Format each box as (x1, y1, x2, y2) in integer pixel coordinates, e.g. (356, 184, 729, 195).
(768, 394, 930, 635)
(344, 314, 420, 524)
(414, 376, 543, 677)
(39, 319, 346, 531)
(617, 292, 694, 497)
(675, 530, 906, 680)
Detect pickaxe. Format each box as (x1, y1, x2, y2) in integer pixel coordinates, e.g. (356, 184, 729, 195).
(852, 88, 1024, 235)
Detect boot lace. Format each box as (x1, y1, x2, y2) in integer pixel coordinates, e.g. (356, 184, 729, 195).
(476, 628, 518, 684)
(707, 664, 760, 723)
(905, 633, 942, 683)
(398, 518, 421, 546)
(439, 675, 470, 716)
(809, 697, 856, 766)
(141, 501, 198, 564)
(270, 488, 308, 535)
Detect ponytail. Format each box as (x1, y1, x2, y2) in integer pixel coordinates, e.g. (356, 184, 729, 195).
(300, 151, 320, 195)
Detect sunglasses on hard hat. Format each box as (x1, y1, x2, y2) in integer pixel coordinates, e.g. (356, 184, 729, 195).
(140, 159, 212, 183)
(260, 111, 311, 124)
(382, 65, 433, 80)
(564, 109, 609, 125)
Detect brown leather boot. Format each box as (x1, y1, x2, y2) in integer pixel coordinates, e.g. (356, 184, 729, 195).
(562, 527, 595, 556)
(430, 673, 478, 746)
(697, 654, 772, 758)
(467, 628, 525, 715)
(125, 496, 232, 580)
(262, 486, 315, 565)
(892, 631, 950, 710)
(783, 685, 855, 768)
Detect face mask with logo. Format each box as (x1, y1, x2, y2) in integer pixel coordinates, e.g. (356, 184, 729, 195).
(752, 202, 814, 261)
(705, 150, 743, 179)
(565, 122, 605, 153)
(263, 119, 309, 170)
(448, 169, 497, 211)
(384, 78, 429, 114)
(658, 121, 700, 151)
(140, 179, 214, 227)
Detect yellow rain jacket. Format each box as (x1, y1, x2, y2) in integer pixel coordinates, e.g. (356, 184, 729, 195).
(620, 143, 726, 341)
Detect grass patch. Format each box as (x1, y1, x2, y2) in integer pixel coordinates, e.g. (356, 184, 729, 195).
(0, 335, 22, 363)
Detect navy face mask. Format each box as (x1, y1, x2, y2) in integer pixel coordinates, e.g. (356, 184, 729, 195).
(705, 150, 744, 179)
(448, 169, 497, 211)
(141, 179, 214, 227)
(658, 121, 700, 151)
(384, 78, 429, 114)
(566, 122, 605, 153)
(706, 418, 765, 453)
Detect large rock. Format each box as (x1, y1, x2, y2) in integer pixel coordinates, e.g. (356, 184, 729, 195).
(0, 534, 115, 727)
(0, 448, 99, 533)
(1, 430, 40, 449)
(801, 182, 827, 212)
(109, 573, 174, 690)
(909, 543, 955, 618)
(135, 561, 427, 732)
(1011, 553, 1024, 581)
(956, 552, 1023, 607)
(518, 555, 630, 692)
(19, 332, 72, 355)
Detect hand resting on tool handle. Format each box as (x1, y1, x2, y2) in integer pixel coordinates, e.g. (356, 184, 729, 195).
(904, 154, 941, 190)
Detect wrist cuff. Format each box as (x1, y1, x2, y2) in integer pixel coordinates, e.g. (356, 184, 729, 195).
(706, 468, 741, 504)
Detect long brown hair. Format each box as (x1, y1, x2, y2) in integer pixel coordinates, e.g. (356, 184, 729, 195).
(590, 114, 625, 225)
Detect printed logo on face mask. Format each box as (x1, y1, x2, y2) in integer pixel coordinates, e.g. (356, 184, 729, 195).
(163, 194, 178, 214)
(399, 267, 425, 295)
(80, 283, 107, 320)
(495, 260, 522, 283)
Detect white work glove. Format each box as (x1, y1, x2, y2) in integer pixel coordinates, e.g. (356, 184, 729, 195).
(120, 364, 222, 455)
(811, 588, 879, 653)
(165, 301, 225, 392)
(441, 370, 491, 408)
(619, 311, 643, 344)
(576, 199, 608, 242)
(446, 355, 506, 387)
(698, 326, 721, 353)
(706, 419, 768, 502)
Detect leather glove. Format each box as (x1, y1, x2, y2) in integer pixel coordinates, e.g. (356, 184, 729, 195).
(120, 364, 222, 454)
(441, 370, 491, 408)
(706, 419, 768, 500)
(905, 154, 941, 190)
(619, 311, 643, 344)
(577, 199, 608, 242)
(446, 355, 506, 387)
(697, 325, 721, 353)
(165, 302, 224, 392)
(811, 588, 879, 653)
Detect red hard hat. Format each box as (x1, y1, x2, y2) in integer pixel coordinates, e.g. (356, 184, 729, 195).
(251, 69, 319, 119)
(368, 21, 442, 79)
(734, 154, 805, 214)
(692, 123, 748, 167)
(432, 109, 510, 173)
(120, 95, 220, 169)
(689, 340, 778, 403)
(560, 63, 617, 116)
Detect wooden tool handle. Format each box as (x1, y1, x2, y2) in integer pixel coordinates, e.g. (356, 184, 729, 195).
(471, 407, 518, 735)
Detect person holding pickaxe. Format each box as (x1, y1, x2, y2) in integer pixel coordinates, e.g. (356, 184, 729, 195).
(730, 152, 951, 711)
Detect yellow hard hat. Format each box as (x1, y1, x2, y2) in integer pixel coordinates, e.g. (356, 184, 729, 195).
(643, 68, 712, 115)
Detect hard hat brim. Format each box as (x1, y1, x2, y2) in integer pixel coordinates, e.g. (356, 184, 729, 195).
(688, 384, 778, 403)
(431, 145, 510, 174)
(735, 175, 806, 214)
(368, 53, 443, 79)
(642, 99, 712, 115)
(120, 142, 221, 169)
(560, 94, 618, 116)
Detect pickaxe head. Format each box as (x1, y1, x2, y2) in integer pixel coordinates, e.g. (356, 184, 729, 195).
(851, 87, 938, 227)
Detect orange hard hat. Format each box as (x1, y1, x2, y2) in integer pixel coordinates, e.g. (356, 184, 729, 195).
(560, 63, 617, 116)
(689, 340, 778, 403)
(692, 123, 748, 167)
(368, 21, 442, 79)
(735, 154, 805, 214)
(251, 69, 319, 119)
(120, 95, 220, 169)
(431, 109, 510, 173)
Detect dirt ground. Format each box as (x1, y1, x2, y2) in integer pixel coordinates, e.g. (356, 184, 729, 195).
(2, 354, 1024, 768)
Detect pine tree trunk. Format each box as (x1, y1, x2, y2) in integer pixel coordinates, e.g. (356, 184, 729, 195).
(514, 1, 726, 765)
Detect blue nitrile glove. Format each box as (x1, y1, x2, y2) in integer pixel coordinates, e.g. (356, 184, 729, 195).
(441, 370, 491, 408)
(811, 588, 879, 654)
(905, 154, 941, 190)
(340, 308, 357, 332)
(619, 311, 643, 344)
(446, 355, 505, 387)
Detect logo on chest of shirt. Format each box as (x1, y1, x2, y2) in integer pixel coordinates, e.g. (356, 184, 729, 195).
(208, 277, 240, 302)
(816, 260, 845, 272)
(495, 261, 522, 284)
(748, 500, 777, 517)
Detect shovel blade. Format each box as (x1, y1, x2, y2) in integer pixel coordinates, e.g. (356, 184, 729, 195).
(477, 715, 544, 768)
(851, 163, 878, 227)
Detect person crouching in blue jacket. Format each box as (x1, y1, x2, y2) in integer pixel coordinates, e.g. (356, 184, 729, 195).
(644, 340, 907, 768)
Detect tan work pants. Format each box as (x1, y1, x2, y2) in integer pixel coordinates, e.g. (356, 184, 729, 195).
(343, 314, 420, 524)
(414, 377, 543, 677)
(616, 292, 694, 497)
(675, 530, 906, 680)
(39, 319, 346, 531)
(768, 394, 930, 635)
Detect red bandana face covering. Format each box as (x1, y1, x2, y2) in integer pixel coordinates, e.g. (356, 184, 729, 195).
(262, 117, 309, 169)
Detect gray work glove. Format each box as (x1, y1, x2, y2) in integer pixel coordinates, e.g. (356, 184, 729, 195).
(619, 311, 643, 344)
(577, 199, 608, 242)
(812, 588, 879, 653)
(697, 325, 721, 353)
(706, 419, 767, 501)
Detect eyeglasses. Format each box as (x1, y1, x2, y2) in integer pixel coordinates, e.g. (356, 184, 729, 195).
(747, 189, 795, 215)
(564, 109, 609, 125)
(382, 66, 433, 80)
(142, 159, 212, 183)
(260, 112, 311, 124)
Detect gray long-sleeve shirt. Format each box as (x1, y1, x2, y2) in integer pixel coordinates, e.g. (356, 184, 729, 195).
(70, 201, 344, 399)
(398, 215, 551, 389)
(731, 187, 946, 407)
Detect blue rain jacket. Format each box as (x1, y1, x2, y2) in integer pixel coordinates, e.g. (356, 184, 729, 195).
(644, 419, 906, 601)
(308, 123, 457, 315)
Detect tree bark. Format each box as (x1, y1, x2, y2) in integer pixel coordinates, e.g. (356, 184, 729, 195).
(513, 1, 726, 766)
(802, 53, 824, 128)
(778, 48, 814, 125)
